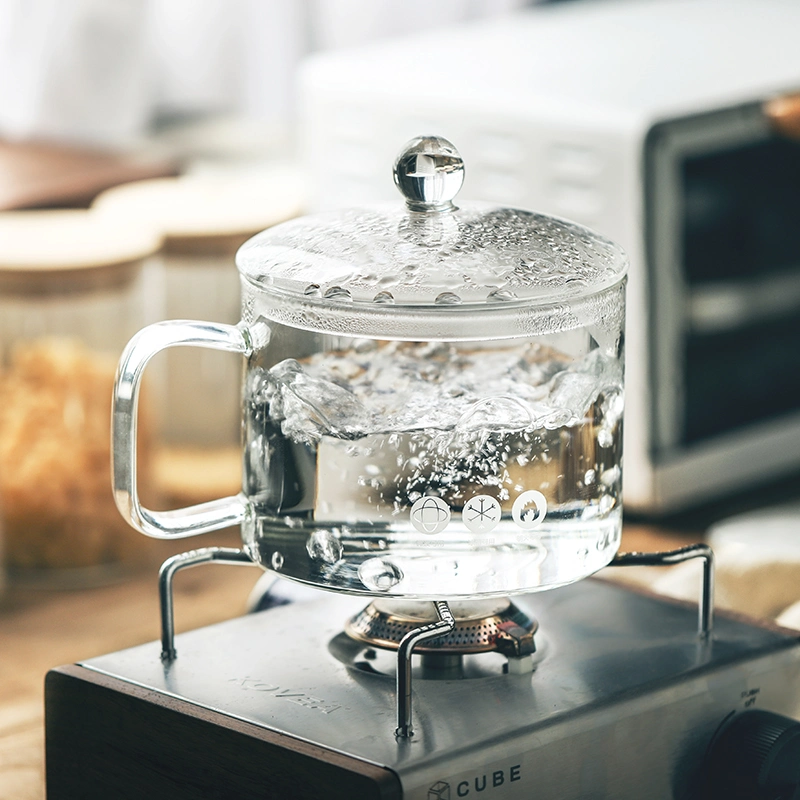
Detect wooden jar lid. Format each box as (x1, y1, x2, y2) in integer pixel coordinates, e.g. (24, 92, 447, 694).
(92, 166, 304, 254)
(0, 139, 174, 212)
(0, 209, 161, 291)
(0, 209, 161, 270)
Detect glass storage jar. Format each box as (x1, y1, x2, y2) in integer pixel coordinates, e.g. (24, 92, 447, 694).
(93, 169, 303, 508)
(113, 137, 627, 599)
(0, 210, 161, 585)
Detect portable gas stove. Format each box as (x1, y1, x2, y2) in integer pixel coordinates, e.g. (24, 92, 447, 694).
(45, 545, 800, 799)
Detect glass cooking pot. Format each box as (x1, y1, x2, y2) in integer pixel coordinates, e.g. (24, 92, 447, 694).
(112, 136, 627, 599)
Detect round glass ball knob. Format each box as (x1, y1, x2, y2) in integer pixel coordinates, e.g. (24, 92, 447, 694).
(393, 135, 465, 212)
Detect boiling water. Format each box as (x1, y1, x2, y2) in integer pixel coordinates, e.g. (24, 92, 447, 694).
(243, 338, 623, 598)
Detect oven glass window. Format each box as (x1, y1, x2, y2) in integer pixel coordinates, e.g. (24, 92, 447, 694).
(680, 136, 800, 445)
(683, 138, 800, 284)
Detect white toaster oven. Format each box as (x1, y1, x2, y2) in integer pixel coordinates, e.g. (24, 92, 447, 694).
(298, 0, 800, 513)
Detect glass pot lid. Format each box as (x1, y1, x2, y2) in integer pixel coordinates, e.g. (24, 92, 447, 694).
(236, 136, 627, 339)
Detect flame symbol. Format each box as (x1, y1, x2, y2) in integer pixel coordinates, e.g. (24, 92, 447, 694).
(523, 505, 540, 524)
(512, 490, 548, 530)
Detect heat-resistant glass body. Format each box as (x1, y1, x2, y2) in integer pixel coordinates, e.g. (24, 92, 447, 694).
(238, 276, 625, 598)
(112, 137, 628, 599)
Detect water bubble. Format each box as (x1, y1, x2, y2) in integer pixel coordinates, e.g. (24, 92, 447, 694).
(581, 504, 600, 521)
(372, 291, 395, 304)
(601, 388, 624, 427)
(596, 529, 611, 550)
(548, 372, 597, 426)
(358, 558, 403, 591)
(306, 531, 343, 564)
(600, 465, 621, 487)
(457, 397, 531, 432)
(599, 495, 615, 515)
(323, 286, 352, 301)
(271, 551, 284, 571)
(270, 359, 369, 444)
(487, 288, 518, 302)
(304, 284, 321, 297)
(435, 292, 462, 305)
(597, 428, 614, 448)
(420, 363, 440, 380)
(353, 338, 377, 354)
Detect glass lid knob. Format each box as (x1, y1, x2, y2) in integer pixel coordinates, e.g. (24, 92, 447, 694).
(393, 135, 465, 212)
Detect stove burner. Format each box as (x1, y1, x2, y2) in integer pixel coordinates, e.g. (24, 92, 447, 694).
(155, 543, 714, 740)
(345, 597, 537, 656)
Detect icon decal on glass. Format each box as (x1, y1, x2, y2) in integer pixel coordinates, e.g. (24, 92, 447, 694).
(462, 494, 501, 534)
(511, 490, 547, 530)
(410, 496, 451, 535)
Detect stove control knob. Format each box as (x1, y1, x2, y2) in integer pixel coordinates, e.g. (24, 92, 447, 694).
(704, 709, 800, 799)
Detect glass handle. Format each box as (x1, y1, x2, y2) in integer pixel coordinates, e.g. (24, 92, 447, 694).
(112, 320, 253, 538)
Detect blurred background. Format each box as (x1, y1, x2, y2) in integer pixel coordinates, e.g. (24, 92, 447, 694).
(1, 0, 800, 796)
(0, 0, 527, 157)
(0, 0, 532, 589)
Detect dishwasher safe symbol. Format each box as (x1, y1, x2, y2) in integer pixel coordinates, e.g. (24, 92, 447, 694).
(511, 490, 548, 530)
(462, 494, 501, 534)
(410, 496, 451, 535)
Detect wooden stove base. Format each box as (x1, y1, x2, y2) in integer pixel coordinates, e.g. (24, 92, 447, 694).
(45, 665, 402, 800)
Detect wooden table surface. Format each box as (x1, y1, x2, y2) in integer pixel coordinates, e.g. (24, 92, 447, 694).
(0, 525, 694, 800)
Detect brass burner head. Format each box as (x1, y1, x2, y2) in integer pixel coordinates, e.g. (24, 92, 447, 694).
(345, 598, 536, 657)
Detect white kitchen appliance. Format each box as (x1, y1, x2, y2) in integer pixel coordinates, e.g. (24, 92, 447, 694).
(299, 0, 800, 513)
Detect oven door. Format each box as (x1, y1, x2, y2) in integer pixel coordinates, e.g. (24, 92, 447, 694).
(645, 99, 800, 509)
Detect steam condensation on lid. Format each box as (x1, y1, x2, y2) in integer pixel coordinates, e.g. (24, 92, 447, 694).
(236, 202, 627, 307)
